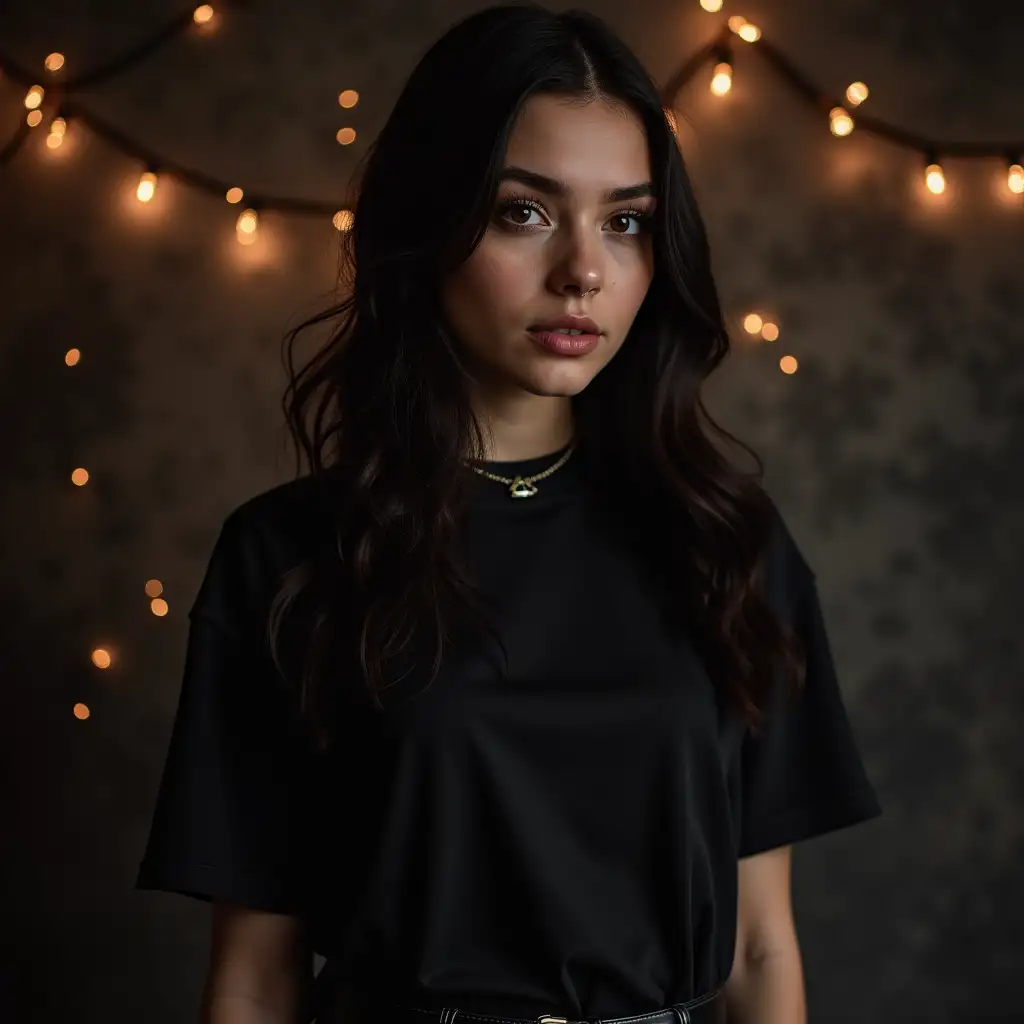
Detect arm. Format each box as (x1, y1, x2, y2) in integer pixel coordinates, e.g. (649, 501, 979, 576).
(201, 903, 314, 1024)
(722, 845, 807, 1024)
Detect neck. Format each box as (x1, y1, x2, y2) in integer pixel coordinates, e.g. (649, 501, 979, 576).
(470, 397, 576, 462)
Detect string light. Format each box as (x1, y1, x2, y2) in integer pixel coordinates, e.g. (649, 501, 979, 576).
(73, 703, 91, 720)
(736, 23, 761, 42)
(699, 0, 724, 11)
(1007, 159, 1024, 195)
(24, 84, 44, 109)
(65, 348, 81, 366)
(761, 322, 780, 341)
(336, 127, 357, 145)
(26, 109, 43, 127)
(145, 579, 164, 597)
(225, 186, 244, 203)
(743, 313, 763, 334)
(193, 5, 215, 24)
(710, 61, 733, 96)
(45, 53, 65, 72)
(91, 648, 113, 669)
(727, 15, 748, 33)
(151, 598, 169, 616)
(46, 116, 67, 149)
(338, 89, 359, 108)
(846, 81, 869, 106)
(925, 158, 946, 195)
(236, 207, 259, 244)
(71, 467, 90, 486)
(830, 107, 854, 137)
(136, 170, 158, 202)
(780, 355, 799, 374)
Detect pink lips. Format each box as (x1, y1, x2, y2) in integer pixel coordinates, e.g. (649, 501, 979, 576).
(528, 328, 600, 356)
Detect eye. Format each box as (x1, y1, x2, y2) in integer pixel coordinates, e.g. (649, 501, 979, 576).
(496, 196, 653, 237)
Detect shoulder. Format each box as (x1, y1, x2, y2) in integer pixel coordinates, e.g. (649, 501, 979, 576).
(190, 471, 340, 629)
(760, 493, 816, 617)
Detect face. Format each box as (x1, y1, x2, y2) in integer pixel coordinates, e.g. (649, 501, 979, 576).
(440, 93, 656, 434)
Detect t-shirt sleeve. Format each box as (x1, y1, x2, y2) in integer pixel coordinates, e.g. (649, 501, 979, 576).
(736, 525, 883, 859)
(135, 507, 314, 913)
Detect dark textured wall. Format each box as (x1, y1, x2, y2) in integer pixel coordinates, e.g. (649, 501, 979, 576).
(2, 1, 1021, 1021)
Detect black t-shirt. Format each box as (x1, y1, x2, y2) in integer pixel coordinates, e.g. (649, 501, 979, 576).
(136, 442, 882, 1021)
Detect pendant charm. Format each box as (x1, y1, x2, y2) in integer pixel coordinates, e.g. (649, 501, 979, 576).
(509, 476, 538, 499)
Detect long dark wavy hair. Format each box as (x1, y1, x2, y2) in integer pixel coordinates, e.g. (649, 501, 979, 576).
(267, 2, 806, 754)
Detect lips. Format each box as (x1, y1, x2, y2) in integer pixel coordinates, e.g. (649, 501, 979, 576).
(529, 314, 601, 334)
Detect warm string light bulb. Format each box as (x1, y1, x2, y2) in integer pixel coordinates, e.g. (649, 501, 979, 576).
(45, 53, 65, 72)
(26, 109, 43, 127)
(236, 208, 259, 244)
(736, 22, 761, 42)
(338, 89, 359, 108)
(225, 186, 244, 204)
(710, 62, 733, 96)
(1008, 161, 1024, 195)
(193, 5, 214, 24)
(24, 85, 45, 109)
(336, 127, 357, 145)
(699, 0, 724, 11)
(925, 161, 946, 195)
(845, 81, 869, 106)
(46, 116, 67, 149)
(137, 171, 158, 202)
(829, 107, 854, 137)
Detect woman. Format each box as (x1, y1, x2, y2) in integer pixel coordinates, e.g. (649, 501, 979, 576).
(136, 5, 883, 1024)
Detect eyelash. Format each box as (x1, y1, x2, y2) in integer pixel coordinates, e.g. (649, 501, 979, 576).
(495, 192, 654, 237)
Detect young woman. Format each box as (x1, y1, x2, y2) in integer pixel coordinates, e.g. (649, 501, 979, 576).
(136, 5, 882, 1024)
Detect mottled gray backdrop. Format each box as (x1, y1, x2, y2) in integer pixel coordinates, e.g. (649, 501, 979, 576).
(2, 0, 1021, 1020)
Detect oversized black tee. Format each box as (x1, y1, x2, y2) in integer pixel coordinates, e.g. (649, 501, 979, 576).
(136, 442, 882, 1021)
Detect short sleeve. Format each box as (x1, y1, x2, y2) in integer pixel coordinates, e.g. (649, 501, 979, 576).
(135, 508, 315, 913)
(737, 564, 883, 859)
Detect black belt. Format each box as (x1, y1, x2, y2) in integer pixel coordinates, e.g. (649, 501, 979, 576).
(312, 978, 725, 1024)
(383, 986, 725, 1024)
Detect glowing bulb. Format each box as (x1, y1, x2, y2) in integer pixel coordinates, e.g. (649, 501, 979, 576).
(65, 348, 81, 366)
(338, 89, 359, 108)
(71, 467, 89, 486)
(830, 107, 854, 137)
(737, 23, 761, 42)
(225, 186, 244, 203)
(237, 209, 258, 234)
(74, 703, 91, 720)
(743, 313, 763, 334)
(846, 81, 869, 106)
(45, 53, 65, 72)
(333, 209, 354, 231)
(728, 15, 747, 32)
(710, 62, 733, 96)
(137, 171, 158, 203)
(761, 322, 780, 341)
(925, 162, 946, 194)
(1008, 163, 1024, 194)
(91, 648, 113, 669)
(24, 85, 45, 109)
(699, 0, 724, 10)
(193, 5, 214, 23)
(50, 116, 67, 135)
(779, 355, 799, 374)
(145, 579, 164, 598)
(151, 598, 169, 617)
(336, 127, 357, 145)
(26, 110, 43, 127)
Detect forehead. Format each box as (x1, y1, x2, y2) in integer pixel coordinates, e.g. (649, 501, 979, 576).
(503, 93, 652, 192)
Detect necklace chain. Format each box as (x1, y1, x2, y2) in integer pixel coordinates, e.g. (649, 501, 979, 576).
(464, 439, 578, 499)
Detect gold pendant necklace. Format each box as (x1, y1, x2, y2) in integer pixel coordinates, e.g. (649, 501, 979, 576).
(465, 439, 577, 498)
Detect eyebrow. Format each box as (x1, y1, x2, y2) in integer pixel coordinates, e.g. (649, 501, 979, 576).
(499, 165, 655, 203)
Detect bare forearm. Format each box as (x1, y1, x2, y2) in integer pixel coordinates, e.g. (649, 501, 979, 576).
(722, 946, 807, 1024)
(201, 979, 308, 1024)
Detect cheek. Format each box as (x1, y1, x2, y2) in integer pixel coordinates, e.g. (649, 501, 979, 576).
(449, 242, 534, 321)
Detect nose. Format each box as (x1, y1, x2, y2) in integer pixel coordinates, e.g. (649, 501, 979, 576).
(548, 227, 604, 298)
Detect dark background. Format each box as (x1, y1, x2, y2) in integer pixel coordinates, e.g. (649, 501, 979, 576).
(2, 1, 1022, 1020)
